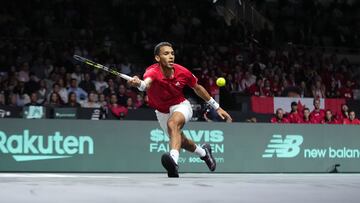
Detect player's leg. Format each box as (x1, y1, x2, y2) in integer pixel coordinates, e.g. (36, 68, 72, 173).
(166, 111, 185, 162)
(155, 111, 185, 177)
(172, 100, 216, 171)
(180, 131, 196, 152)
(180, 132, 216, 171)
(166, 100, 193, 165)
(159, 111, 184, 178)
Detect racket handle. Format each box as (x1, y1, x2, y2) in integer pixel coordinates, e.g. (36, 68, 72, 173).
(119, 74, 132, 81)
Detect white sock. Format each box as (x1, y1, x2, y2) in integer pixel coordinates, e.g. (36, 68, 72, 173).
(194, 145, 206, 157)
(170, 149, 179, 165)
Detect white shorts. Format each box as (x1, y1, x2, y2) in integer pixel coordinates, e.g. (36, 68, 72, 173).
(155, 100, 193, 136)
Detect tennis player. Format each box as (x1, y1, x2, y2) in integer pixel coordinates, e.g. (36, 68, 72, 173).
(128, 42, 232, 177)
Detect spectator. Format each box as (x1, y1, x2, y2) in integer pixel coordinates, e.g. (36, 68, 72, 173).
(287, 102, 302, 123)
(119, 57, 133, 75)
(103, 78, 117, 98)
(279, 79, 289, 95)
(239, 71, 256, 92)
(271, 79, 281, 96)
(117, 84, 128, 106)
(271, 108, 289, 123)
(48, 83, 66, 104)
(46, 92, 63, 108)
(37, 79, 49, 105)
(225, 74, 236, 92)
(13, 78, 29, 106)
(339, 80, 354, 99)
(310, 98, 325, 123)
(25, 92, 42, 106)
(301, 108, 313, 124)
(65, 92, 81, 108)
(248, 77, 264, 96)
(82, 92, 101, 108)
(311, 80, 326, 98)
(94, 73, 108, 93)
(56, 79, 69, 102)
(98, 93, 107, 109)
(336, 104, 349, 123)
(125, 86, 137, 102)
(79, 73, 96, 94)
(67, 78, 88, 102)
(7, 94, 18, 107)
(65, 73, 73, 88)
(262, 79, 273, 97)
(139, 94, 150, 108)
(343, 110, 360, 125)
(321, 110, 339, 124)
(107, 94, 128, 119)
(326, 79, 340, 98)
(126, 97, 136, 109)
(135, 94, 144, 108)
(299, 81, 311, 98)
(71, 64, 84, 85)
(24, 73, 40, 95)
(18, 62, 30, 83)
(207, 77, 219, 98)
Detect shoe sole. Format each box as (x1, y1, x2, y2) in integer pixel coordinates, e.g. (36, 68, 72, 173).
(161, 153, 179, 178)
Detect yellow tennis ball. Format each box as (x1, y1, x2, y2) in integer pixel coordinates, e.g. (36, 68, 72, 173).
(216, 77, 226, 87)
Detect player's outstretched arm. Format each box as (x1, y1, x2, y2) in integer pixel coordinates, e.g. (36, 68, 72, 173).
(128, 76, 152, 91)
(192, 83, 233, 122)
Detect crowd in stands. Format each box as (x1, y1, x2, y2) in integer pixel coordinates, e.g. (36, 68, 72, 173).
(270, 98, 360, 125)
(0, 0, 359, 121)
(256, 0, 360, 48)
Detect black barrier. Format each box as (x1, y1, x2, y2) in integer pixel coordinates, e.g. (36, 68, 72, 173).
(53, 108, 77, 119)
(78, 108, 103, 120)
(0, 105, 22, 118)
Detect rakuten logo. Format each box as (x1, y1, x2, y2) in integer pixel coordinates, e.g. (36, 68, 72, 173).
(0, 130, 94, 161)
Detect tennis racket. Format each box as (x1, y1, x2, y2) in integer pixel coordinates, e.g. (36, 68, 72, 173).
(73, 55, 132, 81)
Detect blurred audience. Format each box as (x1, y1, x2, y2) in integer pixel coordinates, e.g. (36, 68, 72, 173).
(270, 108, 289, 123)
(0, 0, 359, 123)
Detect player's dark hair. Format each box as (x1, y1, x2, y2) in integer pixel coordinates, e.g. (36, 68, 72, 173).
(154, 42, 173, 56)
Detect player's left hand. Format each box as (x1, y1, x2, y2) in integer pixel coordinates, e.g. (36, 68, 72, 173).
(216, 107, 232, 122)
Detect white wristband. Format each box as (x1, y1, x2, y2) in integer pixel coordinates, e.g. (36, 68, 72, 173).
(207, 97, 220, 110)
(137, 80, 146, 91)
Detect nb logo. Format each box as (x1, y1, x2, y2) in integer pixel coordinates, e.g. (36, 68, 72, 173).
(262, 135, 303, 158)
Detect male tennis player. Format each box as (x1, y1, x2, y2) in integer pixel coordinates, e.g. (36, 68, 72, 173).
(128, 42, 232, 177)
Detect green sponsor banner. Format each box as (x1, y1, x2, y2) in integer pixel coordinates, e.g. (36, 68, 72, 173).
(0, 119, 360, 172)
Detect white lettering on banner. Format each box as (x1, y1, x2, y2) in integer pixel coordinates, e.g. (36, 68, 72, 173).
(0, 130, 94, 162)
(303, 148, 360, 159)
(149, 129, 226, 164)
(304, 149, 327, 158)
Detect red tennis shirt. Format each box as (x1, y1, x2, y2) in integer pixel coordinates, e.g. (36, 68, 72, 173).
(143, 63, 197, 113)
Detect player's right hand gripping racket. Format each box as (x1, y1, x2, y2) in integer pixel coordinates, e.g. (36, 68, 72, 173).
(73, 55, 132, 81)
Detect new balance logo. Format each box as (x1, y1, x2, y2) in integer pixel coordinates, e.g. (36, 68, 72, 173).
(262, 135, 303, 158)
